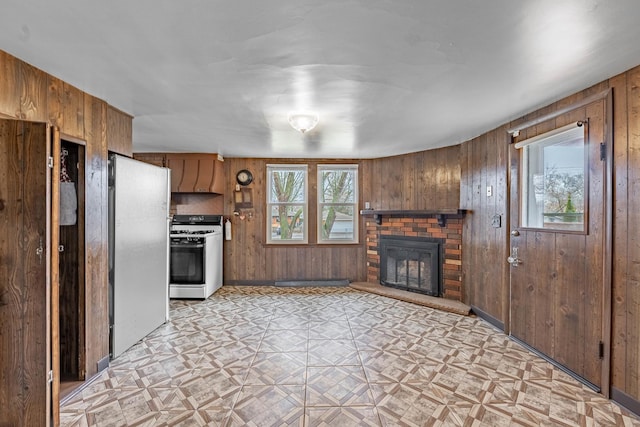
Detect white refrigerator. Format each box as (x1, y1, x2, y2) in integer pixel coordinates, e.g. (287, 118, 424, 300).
(108, 154, 171, 359)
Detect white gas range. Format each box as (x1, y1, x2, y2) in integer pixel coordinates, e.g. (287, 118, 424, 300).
(169, 214, 223, 299)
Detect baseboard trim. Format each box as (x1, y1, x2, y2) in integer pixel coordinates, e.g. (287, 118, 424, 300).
(59, 370, 105, 406)
(224, 279, 350, 287)
(224, 280, 276, 286)
(470, 305, 504, 331)
(612, 387, 640, 417)
(275, 279, 350, 287)
(97, 355, 110, 372)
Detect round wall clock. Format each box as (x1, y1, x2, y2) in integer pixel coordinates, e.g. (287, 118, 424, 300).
(236, 169, 253, 186)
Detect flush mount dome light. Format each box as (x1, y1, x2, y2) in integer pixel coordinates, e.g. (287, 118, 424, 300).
(288, 113, 319, 133)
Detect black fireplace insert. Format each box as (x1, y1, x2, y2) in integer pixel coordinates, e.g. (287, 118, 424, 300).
(379, 235, 443, 297)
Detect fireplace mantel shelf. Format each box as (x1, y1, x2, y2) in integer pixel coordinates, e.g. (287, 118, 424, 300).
(360, 209, 467, 226)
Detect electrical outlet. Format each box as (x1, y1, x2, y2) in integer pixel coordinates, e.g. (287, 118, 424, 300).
(491, 214, 501, 228)
(486, 185, 493, 197)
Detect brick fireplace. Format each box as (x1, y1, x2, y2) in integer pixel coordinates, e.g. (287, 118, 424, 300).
(364, 213, 463, 301)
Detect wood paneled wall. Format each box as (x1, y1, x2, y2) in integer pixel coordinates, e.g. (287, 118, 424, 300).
(460, 65, 640, 408)
(610, 66, 640, 405)
(222, 147, 460, 284)
(361, 145, 460, 211)
(83, 95, 110, 380)
(459, 128, 510, 327)
(0, 49, 131, 422)
(107, 105, 133, 156)
(223, 158, 368, 283)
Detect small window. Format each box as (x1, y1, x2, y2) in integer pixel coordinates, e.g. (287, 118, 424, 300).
(267, 165, 308, 244)
(518, 123, 586, 232)
(317, 165, 358, 243)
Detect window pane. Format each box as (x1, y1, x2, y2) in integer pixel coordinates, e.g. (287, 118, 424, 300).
(270, 205, 305, 241)
(268, 169, 306, 203)
(267, 164, 308, 244)
(318, 165, 358, 243)
(319, 169, 356, 203)
(521, 125, 586, 232)
(320, 205, 355, 240)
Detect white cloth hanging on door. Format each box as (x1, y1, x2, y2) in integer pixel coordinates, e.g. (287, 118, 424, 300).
(59, 148, 77, 226)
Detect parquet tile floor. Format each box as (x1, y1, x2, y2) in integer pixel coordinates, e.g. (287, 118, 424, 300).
(61, 286, 640, 426)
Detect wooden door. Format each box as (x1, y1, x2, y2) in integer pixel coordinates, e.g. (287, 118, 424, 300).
(508, 95, 611, 392)
(0, 119, 57, 426)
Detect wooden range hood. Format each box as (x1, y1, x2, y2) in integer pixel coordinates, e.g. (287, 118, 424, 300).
(165, 153, 224, 194)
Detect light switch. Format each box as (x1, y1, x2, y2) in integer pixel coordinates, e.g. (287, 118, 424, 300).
(491, 214, 501, 228)
(486, 185, 493, 197)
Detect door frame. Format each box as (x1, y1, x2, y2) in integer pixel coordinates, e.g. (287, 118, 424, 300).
(505, 88, 613, 397)
(50, 126, 61, 425)
(59, 134, 87, 384)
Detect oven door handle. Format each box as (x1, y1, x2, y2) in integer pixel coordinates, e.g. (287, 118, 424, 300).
(170, 243, 205, 249)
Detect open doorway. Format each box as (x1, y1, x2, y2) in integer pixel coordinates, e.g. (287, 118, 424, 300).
(58, 138, 86, 399)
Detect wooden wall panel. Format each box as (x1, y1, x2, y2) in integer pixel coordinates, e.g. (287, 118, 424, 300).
(460, 128, 509, 325)
(133, 152, 165, 167)
(18, 60, 48, 122)
(399, 155, 412, 209)
(585, 98, 607, 389)
(0, 50, 20, 118)
(49, 77, 85, 139)
(380, 157, 396, 210)
(171, 193, 224, 215)
(20, 63, 48, 122)
(416, 150, 435, 209)
(459, 138, 473, 302)
(610, 73, 629, 391)
(362, 146, 460, 212)
(623, 66, 640, 399)
(494, 126, 510, 326)
(362, 158, 382, 209)
(106, 105, 132, 156)
(83, 94, 109, 379)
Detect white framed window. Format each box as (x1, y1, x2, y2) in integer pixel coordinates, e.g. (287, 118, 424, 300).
(267, 164, 308, 244)
(317, 164, 358, 244)
(517, 122, 587, 233)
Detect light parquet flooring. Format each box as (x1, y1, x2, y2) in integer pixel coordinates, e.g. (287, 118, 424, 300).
(61, 286, 640, 426)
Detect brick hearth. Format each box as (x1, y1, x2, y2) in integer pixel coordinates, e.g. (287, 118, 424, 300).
(365, 216, 463, 301)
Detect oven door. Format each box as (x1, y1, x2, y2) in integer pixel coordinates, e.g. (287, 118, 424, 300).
(170, 239, 205, 285)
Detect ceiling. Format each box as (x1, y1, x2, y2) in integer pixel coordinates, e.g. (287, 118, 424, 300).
(2, 1, 640, 159)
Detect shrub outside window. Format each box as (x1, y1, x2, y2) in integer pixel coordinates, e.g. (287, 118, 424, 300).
(267, 164, 308, 244)
(318, 164, 358, 244)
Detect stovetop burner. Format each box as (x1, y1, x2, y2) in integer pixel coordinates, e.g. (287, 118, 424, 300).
(170, 230, 214, 235)
(170, 214, 223, 237)
(171, 214, 222, 226)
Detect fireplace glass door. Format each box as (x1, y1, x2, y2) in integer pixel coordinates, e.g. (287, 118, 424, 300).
(379, 236, 441, 296)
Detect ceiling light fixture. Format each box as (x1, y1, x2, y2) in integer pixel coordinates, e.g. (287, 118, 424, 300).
(288, 113, 319, 133)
